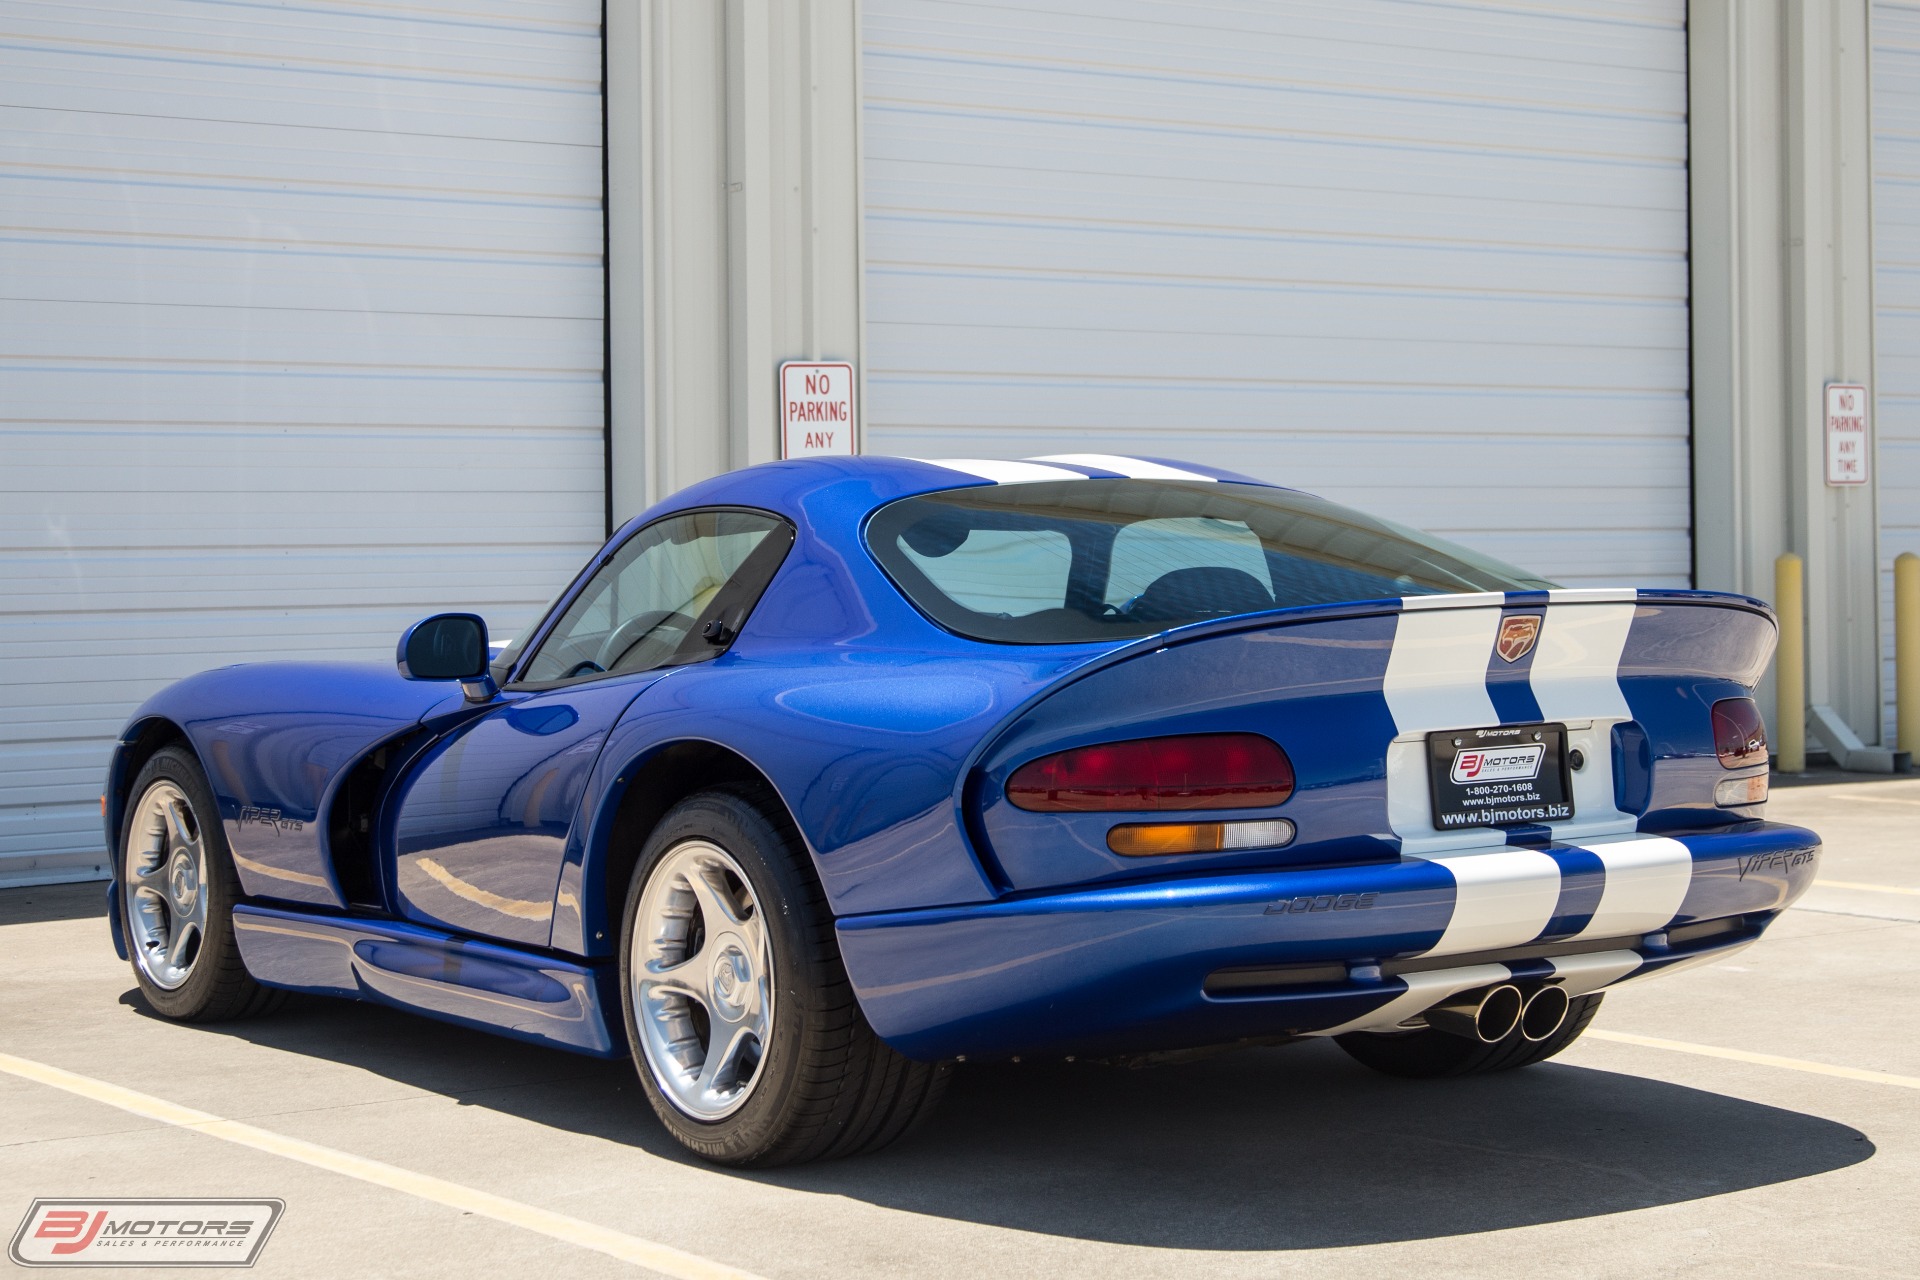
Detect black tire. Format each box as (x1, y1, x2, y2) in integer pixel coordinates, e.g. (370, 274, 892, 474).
(1335, 991, 1602, 1079)
(617, 787, 949, 1167)
(119, 745, 285, 1021)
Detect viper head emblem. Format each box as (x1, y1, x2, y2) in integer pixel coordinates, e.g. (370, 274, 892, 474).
(1495, 615, 1541, 663)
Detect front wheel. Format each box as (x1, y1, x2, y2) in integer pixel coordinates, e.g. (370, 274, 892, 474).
(618, 788, 948, 1166)
(120, 745, 283, 1021)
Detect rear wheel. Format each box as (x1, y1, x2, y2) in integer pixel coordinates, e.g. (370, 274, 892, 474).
(618, 788, 948, 1166)
(1335, 992, 1602, 1079)
(120, 746, 283, 1021)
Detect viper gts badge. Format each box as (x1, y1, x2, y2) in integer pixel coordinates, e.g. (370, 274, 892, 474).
(1496, 615, 1542, 663)
(237, 806, 302, 835)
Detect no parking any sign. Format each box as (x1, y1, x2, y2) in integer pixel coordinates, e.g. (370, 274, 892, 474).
(780, 361, 857, 459)
(1825, 382, 1869, 486)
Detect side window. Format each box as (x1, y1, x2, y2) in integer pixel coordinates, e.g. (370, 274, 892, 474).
(1106, 517, 1272, 611)
(518, 509, 791, 685)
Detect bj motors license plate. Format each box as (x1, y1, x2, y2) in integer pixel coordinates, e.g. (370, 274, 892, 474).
(1426, 723, 1573, 830)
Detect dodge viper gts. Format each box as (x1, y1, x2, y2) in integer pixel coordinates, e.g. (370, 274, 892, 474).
(104, 453, 1819, 1165)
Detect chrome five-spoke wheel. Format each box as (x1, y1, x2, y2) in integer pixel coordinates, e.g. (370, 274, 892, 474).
(631, 840, 774, 1121)
(125, 779, 208, 990)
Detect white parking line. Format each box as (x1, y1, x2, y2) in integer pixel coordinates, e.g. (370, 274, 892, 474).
(0, 1051, 767, 1280)
(1584, 1031, 1920, 1090)
(1816, 879, 1920, 896)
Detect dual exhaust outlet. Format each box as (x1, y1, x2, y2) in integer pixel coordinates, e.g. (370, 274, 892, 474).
(1424, 983, 1569, 1045)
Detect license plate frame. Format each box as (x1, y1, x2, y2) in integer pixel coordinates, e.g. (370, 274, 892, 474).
(1426, 722, 1574, 830)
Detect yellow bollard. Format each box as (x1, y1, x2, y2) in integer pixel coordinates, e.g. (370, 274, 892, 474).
(1775, 553, 1806, 773)
(1898, 552, 1920, 759)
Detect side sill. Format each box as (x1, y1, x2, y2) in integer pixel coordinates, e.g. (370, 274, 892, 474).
(232, 905, 623, 1059)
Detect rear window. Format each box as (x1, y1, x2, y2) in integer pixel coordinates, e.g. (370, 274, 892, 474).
(866, 480, 1555, 643)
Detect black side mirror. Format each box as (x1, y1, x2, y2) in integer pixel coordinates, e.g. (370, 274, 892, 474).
(397, 613, 498, 702)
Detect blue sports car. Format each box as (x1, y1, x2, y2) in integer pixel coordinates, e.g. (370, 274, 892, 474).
(105, 454, 1819, 1165)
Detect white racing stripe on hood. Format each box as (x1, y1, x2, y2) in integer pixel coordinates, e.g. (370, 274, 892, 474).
(911, 458, 1088, 484)
(1026, 453, 1219, 482)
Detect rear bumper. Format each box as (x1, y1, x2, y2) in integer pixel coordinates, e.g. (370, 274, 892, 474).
(836, 821, 1819, 1061)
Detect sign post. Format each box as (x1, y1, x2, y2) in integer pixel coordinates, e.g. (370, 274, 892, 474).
(779, 361, 857, 459)
(1824, 382, 1870, 487)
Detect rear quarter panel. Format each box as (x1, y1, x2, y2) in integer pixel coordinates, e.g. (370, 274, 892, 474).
(117, 663, 455, 907)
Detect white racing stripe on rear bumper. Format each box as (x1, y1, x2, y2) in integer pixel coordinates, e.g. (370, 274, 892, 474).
(1419, 847, 1564, 955)
(1568, 835, 1694, 939)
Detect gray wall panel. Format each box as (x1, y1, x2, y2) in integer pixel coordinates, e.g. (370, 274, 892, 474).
(0, 0, 606, 884)
(861, 0, 1691, 589)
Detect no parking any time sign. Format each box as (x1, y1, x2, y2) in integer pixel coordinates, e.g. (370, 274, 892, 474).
(1825, 382, 1869, 486)
(780, 361, 857, 459)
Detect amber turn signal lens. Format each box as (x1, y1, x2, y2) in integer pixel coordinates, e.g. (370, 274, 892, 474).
(1107, 818, 1295, 857)
(1714, 774, 1768, 807)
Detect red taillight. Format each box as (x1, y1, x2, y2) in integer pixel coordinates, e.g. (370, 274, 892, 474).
(1006, 734, 1294, 812)
(1712, 698, 1769, 768)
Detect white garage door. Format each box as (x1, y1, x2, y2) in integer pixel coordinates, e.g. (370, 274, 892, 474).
(861, 0, 1691, 589)
(0, 1, 606, 886)
(1875, 2, 1920, 743)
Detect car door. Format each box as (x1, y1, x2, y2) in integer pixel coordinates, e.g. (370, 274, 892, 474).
(387, 508, 794, 946)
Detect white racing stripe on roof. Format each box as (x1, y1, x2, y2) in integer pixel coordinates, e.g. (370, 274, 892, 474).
(1027, 453, 1219, 482)
(911, 458, 1089, 484)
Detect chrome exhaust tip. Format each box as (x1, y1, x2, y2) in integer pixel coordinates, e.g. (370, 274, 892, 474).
(1424, 984, 1524, 1044)
(1519, 984, 1570, 1042)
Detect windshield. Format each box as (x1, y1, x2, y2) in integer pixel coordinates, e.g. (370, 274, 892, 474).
(865, 480, 1556, 644)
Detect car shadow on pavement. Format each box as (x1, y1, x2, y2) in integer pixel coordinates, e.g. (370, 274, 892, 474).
(0, 880, 106, 926)
(132, 991, 1875, 1251)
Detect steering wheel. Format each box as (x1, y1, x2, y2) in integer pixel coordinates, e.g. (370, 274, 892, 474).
(594, 610, 696, 673)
